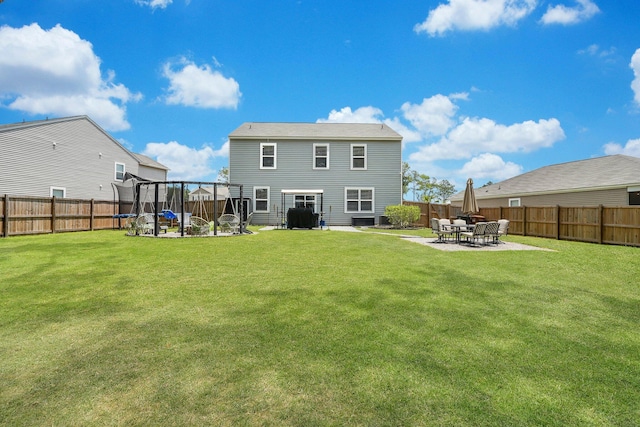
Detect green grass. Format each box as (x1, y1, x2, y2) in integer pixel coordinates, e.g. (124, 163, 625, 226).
(1, 229, 639, 426)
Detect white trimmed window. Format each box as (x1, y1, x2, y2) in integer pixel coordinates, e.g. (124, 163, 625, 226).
(50, 187, 66, 198)
(254, 187, 270, 212)
(508, 198, 521, 207)
(313, 143, 329, 169)
(295, 194, 317, 212)
(115, 162, 125, 181)
(345, 187, 374, 213)
(260, 143, 277, 169)
(350, 144, 367, 170)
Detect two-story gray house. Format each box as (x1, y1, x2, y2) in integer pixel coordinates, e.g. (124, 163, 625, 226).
(228, 122, 403, 226)
(0, 115, 168, 200)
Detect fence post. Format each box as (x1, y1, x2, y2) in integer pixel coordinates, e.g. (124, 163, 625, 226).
(522, 206, 527, 236)
(556, 205, 561, 240)
(2, 194, 8, 238)
(51, 196, 57, 234)
(598, 204, 604, 245)
(90, 199, 95, 231)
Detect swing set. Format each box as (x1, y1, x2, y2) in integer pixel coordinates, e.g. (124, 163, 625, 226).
(113, 178, 245, 237)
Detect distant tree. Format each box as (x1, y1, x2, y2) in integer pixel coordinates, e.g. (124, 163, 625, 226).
(481, 181, 494, 188)
(402, 162, 412, 196)
(435, 179, 456, 203)
(417, 175, 438, 202)
(217, 166, 229, 183)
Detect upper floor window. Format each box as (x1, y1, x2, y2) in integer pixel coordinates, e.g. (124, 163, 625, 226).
(115, 162, 125, 181)
(351, 144, 367, 170)
(260, 143, 277, 169)
(508, 198, 521, 207)
(313, 143, 329, 169)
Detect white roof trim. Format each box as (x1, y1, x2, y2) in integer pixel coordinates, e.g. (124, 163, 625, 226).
(281, 189, 324, 194)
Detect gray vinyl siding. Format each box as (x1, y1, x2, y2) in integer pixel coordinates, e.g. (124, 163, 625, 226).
(477, 188, 630, 208)
(0, 117, 165, 200)
(230, 138, 402, 225)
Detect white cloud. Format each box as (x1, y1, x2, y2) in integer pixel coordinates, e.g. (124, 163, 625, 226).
(143, 140, 228, 181)
(0, 23, 139, 131)
(630, 48, 640, 105)
(541, 0, 600, 25)
(410, 117, 565, 161)
(458, 153, 523, 180)
(401, 95, 459, 137)
(162, 58, 241, 109)
(414, 0, 537, 36)
(317, 106, 384, 123)
(603, 139, 640, 158)
(135, 0, 172, 10)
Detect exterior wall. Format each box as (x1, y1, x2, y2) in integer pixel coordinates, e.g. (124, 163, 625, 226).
(138, 164, 167, 181)
(0, 118, 164, 200)
(476, 188, 630, 208)
(229, 138, 402, 225)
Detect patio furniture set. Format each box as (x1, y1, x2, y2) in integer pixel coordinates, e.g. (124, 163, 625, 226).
(431, 218, 510, 247)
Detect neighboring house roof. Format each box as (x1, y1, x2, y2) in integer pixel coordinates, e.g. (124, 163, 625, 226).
(189, 185, 230, 199)
(0, 115, 168, 173)
(133, 153, 169, 171)
(229, 122, 403, 141)
(451, 155, 640, 201)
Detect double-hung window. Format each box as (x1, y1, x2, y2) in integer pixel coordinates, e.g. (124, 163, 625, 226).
(260, 143, 277, 169)
(115, 162, 125, 181)
(350, 144, 367, 170)
(345, 187, 374, 213)
(295, 194, 316, 212)
(313, 143, 329, 169)
(254, 187, 270, 212)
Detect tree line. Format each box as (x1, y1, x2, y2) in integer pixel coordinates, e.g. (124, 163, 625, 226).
(402, 162, 456, 203)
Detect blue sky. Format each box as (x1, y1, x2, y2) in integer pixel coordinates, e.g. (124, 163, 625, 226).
(1, 0, 640, 194)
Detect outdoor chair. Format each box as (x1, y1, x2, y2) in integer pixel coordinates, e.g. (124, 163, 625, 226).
(452, 219, 469, 230)
(431, 218, 453, 243)
(484, 221, 501, 245)
(189, 216, 210, 236)
(460, 222, 488, 247)
(218, 213, 240, 234)
(496, 219, 510, 243)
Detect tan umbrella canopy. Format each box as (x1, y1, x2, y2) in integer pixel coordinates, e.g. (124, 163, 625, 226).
(462, 178, 479, 215)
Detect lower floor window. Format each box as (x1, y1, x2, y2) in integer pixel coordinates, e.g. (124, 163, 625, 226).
(254, 187, 270, 212)
(294, 194, 316, 212)
(50, 187, 66, 198)
(345, 187, 374, 213)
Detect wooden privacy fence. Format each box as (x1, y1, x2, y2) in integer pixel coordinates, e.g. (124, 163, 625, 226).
(1, 195, 227, 237)
(404, 201, 640, 247)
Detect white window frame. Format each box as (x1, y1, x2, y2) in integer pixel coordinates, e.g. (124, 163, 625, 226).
(294, 194, 317, 213)
(50, 187, 66, 198)
(350, 144, 367, 170)
(260, 143, 277, 169)
(508, 198, 521, 207)
(254, 186, 270, 213)
(313, 143, 329, 170)
(345, 187, 374, 213)
(115, 162, 126, 181)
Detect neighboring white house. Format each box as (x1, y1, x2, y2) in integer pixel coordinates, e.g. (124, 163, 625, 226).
(228, 122, 403, 226)
(0, 115, 168, 200)
(188, 185, 230, 201)
(450, 155, 640, 208)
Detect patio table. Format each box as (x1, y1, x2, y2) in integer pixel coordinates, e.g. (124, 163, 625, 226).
(450, 223, 475, 243)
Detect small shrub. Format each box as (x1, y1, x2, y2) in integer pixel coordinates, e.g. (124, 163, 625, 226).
(384, 204, 420, 228)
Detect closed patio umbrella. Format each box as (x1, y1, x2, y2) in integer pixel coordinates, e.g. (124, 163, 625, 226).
(462, 178, 479, 215)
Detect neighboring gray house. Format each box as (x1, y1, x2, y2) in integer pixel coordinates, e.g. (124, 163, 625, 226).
(228, 122, 403, 226)
(451, 155, 640, 208)
(0, 115, 168, 200)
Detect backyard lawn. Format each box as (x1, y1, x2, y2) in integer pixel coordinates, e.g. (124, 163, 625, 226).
(1, 228, 639, 426)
